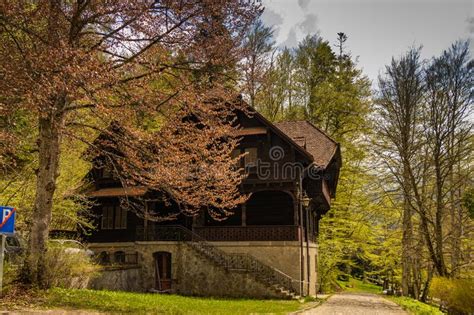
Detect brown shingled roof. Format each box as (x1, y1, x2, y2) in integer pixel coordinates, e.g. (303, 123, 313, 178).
(274, 121, 338, 168)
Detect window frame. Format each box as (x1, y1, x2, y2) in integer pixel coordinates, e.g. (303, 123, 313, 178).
(101, 205, 127, 230)
(114, 206, 127, 229)
(101, 205, 114, 230)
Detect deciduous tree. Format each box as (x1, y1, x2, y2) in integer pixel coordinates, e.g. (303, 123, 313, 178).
(0, 0, 259, 287)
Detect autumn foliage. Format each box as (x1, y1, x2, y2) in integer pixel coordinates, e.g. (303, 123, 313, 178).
(0, 0, 260, 286)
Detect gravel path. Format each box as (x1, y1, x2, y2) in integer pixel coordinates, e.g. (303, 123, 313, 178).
(302, 293, 408, 315)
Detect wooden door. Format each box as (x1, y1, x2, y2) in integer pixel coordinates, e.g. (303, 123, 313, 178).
(153, 252, 172, 291)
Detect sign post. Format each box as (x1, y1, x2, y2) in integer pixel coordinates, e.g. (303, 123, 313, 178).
(0, 206, 16, 296)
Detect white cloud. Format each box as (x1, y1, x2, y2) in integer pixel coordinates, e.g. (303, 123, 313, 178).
(298, 0, 310, 10)
(299, 14, 318, 35)
(280, 28, 298, 48)
(262, 7, 284, 27)
(468, 17, 474, 34)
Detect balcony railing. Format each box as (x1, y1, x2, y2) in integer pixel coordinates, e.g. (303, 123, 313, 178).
(193, 225, 299, 242)
(136, 225, 300, 242)
(136, 226, 192, 241)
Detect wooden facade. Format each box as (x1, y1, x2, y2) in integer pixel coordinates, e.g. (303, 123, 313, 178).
(85, 107, 341, 244)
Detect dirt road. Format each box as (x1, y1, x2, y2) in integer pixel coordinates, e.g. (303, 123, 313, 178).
(302, 293, 408, 315)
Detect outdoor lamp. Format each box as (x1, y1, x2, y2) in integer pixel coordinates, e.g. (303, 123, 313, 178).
(302, 192, 310, 208)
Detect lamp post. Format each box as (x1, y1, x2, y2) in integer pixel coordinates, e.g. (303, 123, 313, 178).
(298, 171, 311, 297)
(301, 192, 311, 296)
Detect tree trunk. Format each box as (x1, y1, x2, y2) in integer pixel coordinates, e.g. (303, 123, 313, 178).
(24, 112, 62, 287)
(401, 197, 414, 296)
(434, 157, 448, 277)
(419, 266, 433, 302)
(412, 231, 425, 300)
(449, 165, 462, 277)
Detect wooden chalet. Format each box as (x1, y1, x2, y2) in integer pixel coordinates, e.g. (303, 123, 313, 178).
(84, 106, 341, 298)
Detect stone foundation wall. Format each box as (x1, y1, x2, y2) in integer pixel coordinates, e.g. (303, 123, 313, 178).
(87, 240, 318, 297)
(211, 241, 318, 296)
(90, 266, 143, 292)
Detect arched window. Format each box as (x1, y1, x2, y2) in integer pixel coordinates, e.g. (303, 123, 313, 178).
(114, 251, 126, 264)
(97, 251, 110, 265)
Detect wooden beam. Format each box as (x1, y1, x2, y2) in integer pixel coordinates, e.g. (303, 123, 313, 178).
(234, 127, 267, 136)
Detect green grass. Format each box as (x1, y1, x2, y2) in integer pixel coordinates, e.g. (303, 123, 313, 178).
(386, 296, 443, 315)
(43, 288, 304, 314)
(336, 277, 382, 294)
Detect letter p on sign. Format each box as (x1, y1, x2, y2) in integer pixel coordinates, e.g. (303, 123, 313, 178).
(0, 207, 15, 235)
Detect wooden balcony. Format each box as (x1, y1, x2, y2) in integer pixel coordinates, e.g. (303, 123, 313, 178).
(193, 225, 300, 242)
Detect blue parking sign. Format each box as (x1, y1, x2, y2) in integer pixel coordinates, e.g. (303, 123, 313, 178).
(0, 206, 15, 235)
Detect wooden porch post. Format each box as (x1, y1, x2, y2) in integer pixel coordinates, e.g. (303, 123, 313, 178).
(241, 203, 247, 227)
(305, 203, 311, 295)
(144, 202, 148, 241)
(293, 195, 299, 225)
(298, 181, 304, 296)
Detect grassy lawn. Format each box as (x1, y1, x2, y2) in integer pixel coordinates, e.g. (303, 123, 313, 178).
(385, 296, 443, 315)
(336, 277, 382, 294)
(41, 288, 304, 314)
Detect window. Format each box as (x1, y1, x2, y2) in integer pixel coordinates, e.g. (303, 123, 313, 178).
(114, 251, 126, 264)
(97, 251, 110, 265)
(101, 206, 114, 230)
(101, 205, 127, 230)
(115, 206, 127, 229)
(244, 147, 258, 166)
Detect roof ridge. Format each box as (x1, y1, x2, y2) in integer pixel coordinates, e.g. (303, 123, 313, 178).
(275, 120, 338, 145)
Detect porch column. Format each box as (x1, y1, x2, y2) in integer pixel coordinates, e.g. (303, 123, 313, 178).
(144, 202, 148, 241)
(293, 192, 299, 225)
(241, 203, 247, 226)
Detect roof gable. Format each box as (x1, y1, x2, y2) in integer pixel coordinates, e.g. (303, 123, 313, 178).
(236, 104, 314, 163)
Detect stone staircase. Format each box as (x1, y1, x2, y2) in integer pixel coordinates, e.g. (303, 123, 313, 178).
(171, 225, 302, 299)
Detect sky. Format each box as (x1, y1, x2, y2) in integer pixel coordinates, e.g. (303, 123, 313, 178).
(261, 0, 473, 86)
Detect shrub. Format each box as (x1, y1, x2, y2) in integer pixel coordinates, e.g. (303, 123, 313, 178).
(430, 276, 455, 302)
(2, 260, 22, 290)
(42, 244, 100, 289)
(449, 279, 474, 314)
(430, 276, 474, 314)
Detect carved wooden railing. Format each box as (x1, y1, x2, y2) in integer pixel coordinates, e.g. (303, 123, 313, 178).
(137, 225, 302, 297)
(193, 225, 299, 241)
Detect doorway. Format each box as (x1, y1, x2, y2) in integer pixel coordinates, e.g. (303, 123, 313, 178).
(153, 251, 172, 291)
